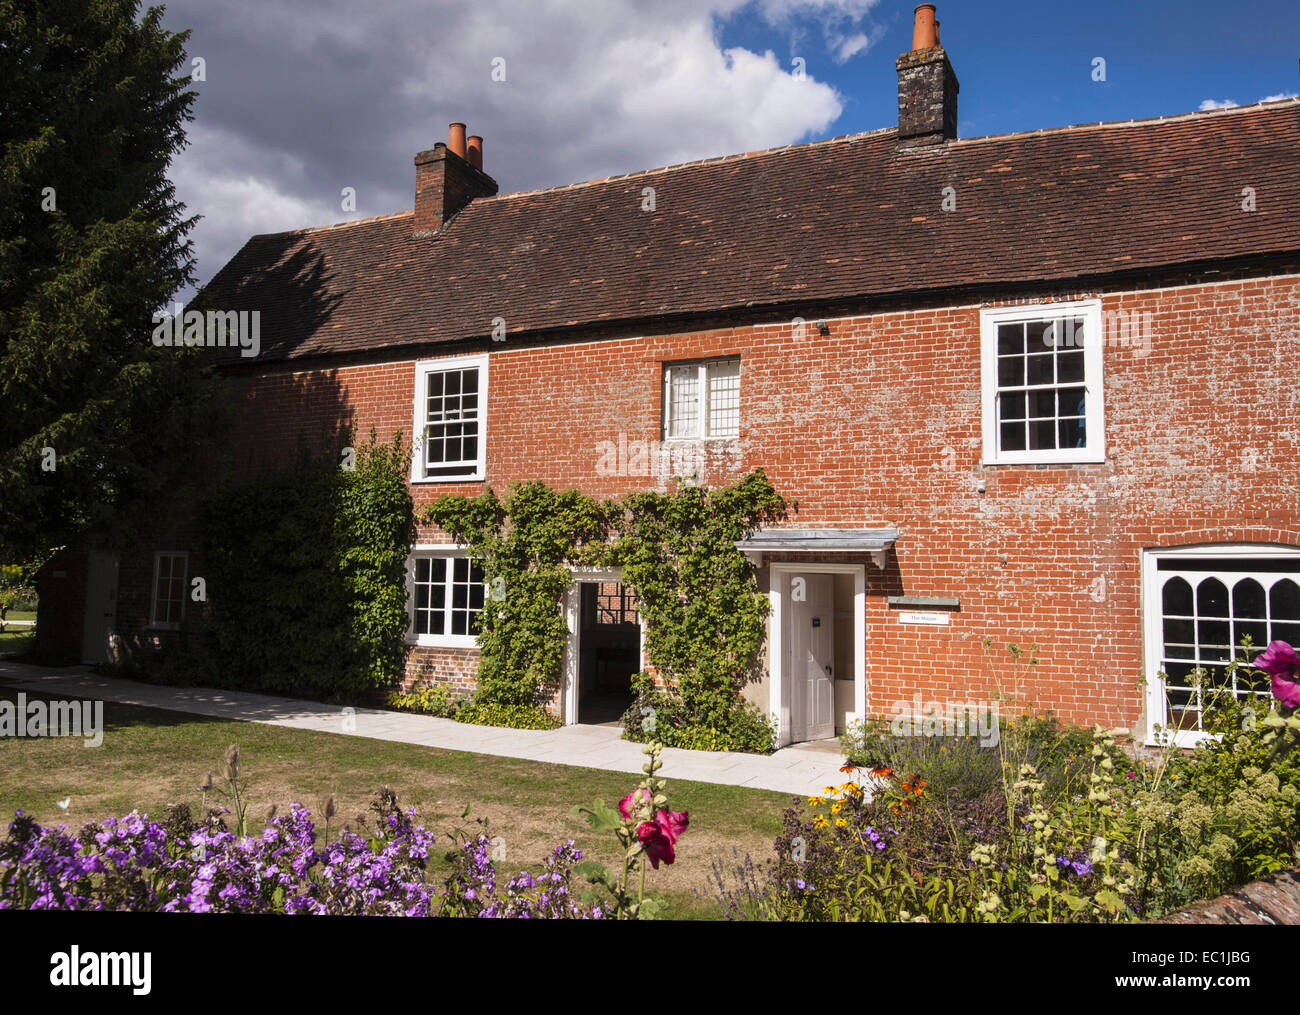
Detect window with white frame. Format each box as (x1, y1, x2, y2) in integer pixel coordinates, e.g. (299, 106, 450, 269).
(663, 358, 740, 440)
(150, 551, 187, 628)
(1143, 546, 1300, 745)
(980, 301, 1105, 464)
(407, 550, 485, 646)
(412, 355, 488, 482)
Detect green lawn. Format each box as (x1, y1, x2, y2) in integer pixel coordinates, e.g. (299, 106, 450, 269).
(0, 685, 793, 918)
(0, 627, 34, 656)
(0, 610, 36, 656)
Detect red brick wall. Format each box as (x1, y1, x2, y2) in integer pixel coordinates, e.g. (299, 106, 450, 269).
(218, 272, 1300, 729)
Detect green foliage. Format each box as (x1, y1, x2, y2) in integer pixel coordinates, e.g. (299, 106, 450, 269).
(1150, 667, 1300, 897)
(386, 685, 464, 719)
(454, 701, 560, 730)
(0, 559, 41, 611)
(611, 471, 787, 729)
(0, 0, 225, 560)
(713, 644, 1300, 922)
(622, 672, 776, 754)
(572, 742, 683, 919)
(425, 469, 787, 748)
(427, 482, 610, 706)
(201, 430, 413, 701)
(838, 711, 1123, 804)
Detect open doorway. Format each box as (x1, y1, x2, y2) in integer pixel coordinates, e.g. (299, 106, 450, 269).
(770, 563, 865, 747)
(575, 581, 640, 725)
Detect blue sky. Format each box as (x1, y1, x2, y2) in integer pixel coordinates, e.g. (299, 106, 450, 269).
(157, 0, 1300, 296)
(715, 0, 1300, 139)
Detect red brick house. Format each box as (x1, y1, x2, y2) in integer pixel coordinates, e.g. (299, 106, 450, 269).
(39, 8, 1300, 748)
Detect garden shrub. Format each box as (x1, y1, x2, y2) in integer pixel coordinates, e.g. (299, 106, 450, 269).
(454, 701, 560, 730)
(201, 430, 413, 702)
(708, 641, 1300, 923)
(839, 711, 1125, 805)
(386, 685, 464, 719)
(622, 672, 776, 753)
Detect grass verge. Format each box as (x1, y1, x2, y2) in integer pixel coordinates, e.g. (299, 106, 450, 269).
(0, 685, 792, 918)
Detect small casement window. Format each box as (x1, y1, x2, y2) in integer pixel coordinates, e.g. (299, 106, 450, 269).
(980, 301, 1105, 464)
(663, 357, 740, 440)
(1143, 546, 1300, 745)
(407, 551, 485, 646)
(412, 355, 488, 482)
(150, 551, 187, 628)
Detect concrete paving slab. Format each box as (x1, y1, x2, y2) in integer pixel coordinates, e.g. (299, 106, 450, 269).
(0, 661, 847, 796)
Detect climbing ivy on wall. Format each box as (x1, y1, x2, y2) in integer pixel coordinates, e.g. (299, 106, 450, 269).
(612, 470, 787, 729)
(426, 482, 610, 706)
(425, 469, 788, 741)
(202, 429, 414, 700)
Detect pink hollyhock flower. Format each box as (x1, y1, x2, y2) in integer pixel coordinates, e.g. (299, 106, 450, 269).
(654, 808, 689, 845)
(618, 788, 652, 821)
(636, 820, 676, 869)
(1254, 641, 1300, 709)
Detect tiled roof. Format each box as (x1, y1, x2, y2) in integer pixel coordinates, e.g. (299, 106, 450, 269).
(200, 99, 1300, 365)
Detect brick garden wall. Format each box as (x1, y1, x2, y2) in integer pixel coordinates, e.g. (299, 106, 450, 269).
(152, 271, 1300, 728)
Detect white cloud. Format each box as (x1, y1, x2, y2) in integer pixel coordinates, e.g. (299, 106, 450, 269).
(1200, 92, 1298, 112)
(833, 31, 870, 62)
(161, 0, 874, 295)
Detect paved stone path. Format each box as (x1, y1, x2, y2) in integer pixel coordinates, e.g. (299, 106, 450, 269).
(0, 661, 848, 797)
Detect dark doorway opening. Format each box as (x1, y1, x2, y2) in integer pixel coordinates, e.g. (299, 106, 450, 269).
(577, 581, 640, 725)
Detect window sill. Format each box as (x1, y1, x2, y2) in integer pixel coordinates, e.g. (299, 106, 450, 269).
(981, 450, 1106, 467)
(410, 472, 485, 485)
(1145, 729, 1217, 750)
(405, 635, 480, 650)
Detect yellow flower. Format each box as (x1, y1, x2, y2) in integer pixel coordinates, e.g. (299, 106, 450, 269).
(835, 817, 847, 827)
(831, 802, 842, 814)
(808, 796, 825, 806)
(813, 815, 829, 829)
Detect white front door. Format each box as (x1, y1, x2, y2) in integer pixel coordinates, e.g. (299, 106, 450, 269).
(788, 572, 835, 742)
(81, 551, 118, 664)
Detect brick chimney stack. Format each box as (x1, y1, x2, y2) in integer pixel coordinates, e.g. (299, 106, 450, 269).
(896, 4, 959, 149)
(413, 122, 498, 235)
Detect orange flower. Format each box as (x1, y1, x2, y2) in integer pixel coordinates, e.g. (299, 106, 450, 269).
(869, 766, 894, 779)
(840, 763, 859, 774)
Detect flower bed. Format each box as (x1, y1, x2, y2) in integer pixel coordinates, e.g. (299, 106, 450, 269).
(706, 641, 1300, 922)
(0, 744, 688, 919)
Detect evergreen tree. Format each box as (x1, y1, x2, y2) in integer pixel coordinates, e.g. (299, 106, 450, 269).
(0, 0, 221, 559)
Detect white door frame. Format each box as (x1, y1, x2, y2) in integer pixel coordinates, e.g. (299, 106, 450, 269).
(561, 567, 646, 726)
(769, 562, 866, 747)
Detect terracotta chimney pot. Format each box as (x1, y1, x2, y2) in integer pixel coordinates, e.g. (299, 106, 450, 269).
(912, 4, 938, 50)
(467, 135, 483, 171)
(448, 122, 467, 159)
